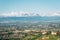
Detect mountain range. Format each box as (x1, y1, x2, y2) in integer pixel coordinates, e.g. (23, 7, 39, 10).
(0, 16, 60, 22)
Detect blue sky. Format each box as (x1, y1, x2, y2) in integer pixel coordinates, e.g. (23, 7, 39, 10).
(0, 0, 60, 16)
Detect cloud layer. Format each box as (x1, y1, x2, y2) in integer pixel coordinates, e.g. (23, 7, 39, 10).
(0, 11, 60, 17)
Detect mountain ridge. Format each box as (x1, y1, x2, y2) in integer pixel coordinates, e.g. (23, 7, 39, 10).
(0, 16, 60, 22)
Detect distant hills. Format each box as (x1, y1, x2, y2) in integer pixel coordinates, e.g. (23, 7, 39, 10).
(0, 16, 60, 22)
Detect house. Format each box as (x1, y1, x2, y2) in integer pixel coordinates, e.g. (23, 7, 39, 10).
(51, 31, 57, 35)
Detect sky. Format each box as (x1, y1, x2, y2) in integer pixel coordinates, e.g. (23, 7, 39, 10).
(0, 0, 60, 17)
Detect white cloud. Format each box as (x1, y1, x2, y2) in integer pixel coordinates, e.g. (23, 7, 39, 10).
(46, 11, 60, 16)
(0, 11, 60, 17)
(0, 11, 38, 17)
(40, 11, 60, 16)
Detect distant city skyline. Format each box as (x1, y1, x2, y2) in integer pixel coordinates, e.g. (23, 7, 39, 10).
(0, 0, 60, 17)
